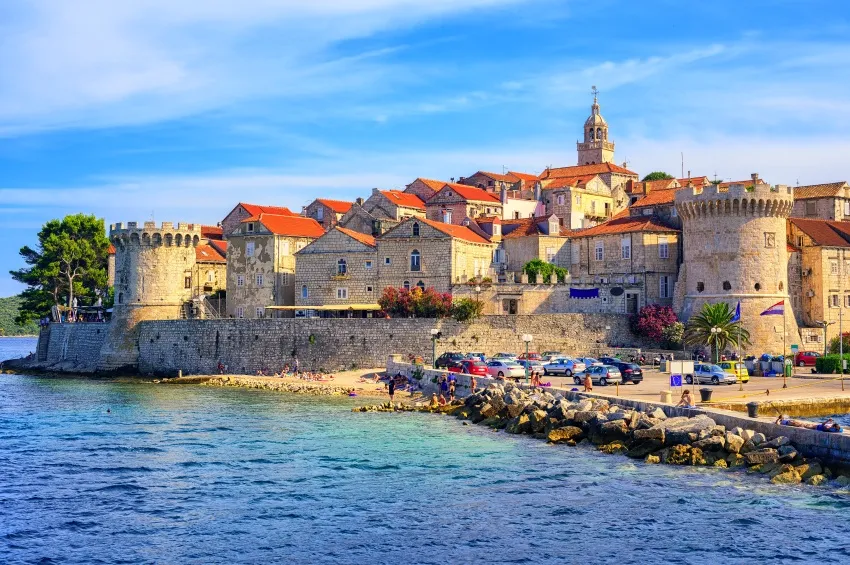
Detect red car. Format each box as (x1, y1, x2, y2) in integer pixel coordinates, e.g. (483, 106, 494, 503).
(518, 352, 542, 361)
(447, 359, 489, 376)
(794, 350, 821, 367)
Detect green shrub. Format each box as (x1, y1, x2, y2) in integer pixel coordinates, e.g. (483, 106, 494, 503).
(815, 354, 850, 374)
(451, 298, 484, 322)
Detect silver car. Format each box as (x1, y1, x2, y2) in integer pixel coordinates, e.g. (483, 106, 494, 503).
(685, 363, 737, 385)
(543, 357, 586, 377)
(576, 357, 604, 368)
(516, 359, 544, 374)
(486, 360, 525, 379)
(575, 365, 621, 386)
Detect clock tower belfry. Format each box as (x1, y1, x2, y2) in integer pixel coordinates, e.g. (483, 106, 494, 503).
(576, 86, 615, 165)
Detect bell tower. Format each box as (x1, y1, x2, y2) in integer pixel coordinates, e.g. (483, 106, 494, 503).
(576, 86, 615, 165)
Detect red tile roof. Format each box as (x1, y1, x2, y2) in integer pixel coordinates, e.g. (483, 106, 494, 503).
(542, 174, 599, 189)
(540, 162, 638, 179)
(201, 225, 223, 240)
(240, 203, 297, 217)
(434, 183, 501, 203)
(793, 182, 849, 200)
(380, 190, 426, 209)
(209, 239, 228, 256)
(570, 211, 679, 238)
(788, 218, 850, 247)
(787, 243, 799, 253)
(419, 218, 492, 244)
(473, 171, 517, 183)
(501, 216, 573, 239)
(630, 187, 681, 209)
(409, 178, 448, 192)
(315, 198, 353, 213)
(195, 243, 226, 263)
(243, 214, 325, 238)
(336, 226, 377, 247)
(508, 171, 539, 182)
(677, 176, 710, 187)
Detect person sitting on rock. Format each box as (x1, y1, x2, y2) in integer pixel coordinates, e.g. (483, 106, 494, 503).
(428, 394, 439, 409)
(677, 389, 695, 408)
(438, 393, 447, 406)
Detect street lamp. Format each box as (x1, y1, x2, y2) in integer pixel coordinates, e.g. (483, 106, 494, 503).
(816, 320, 834, 357)
(522, 334, 533, 384)
(710, 326, 721, 364)
(430, 328, 440, 368)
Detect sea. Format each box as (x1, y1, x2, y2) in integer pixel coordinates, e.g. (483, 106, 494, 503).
(2, 337, 850, 564)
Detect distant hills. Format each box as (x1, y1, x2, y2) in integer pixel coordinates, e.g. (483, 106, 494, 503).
(0, 296, 39, 336)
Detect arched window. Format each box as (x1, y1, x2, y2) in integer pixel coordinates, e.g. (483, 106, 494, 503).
(403, 280, 411, 290)
(588, 128, 594, 140)
(410, 250, 421, 272)
(301, 285, 308, 299)
(337, 258, 347, 275)
(596, 127, 602, 139)
(412, 222, 420, 236)
(416, 281, 425, 290)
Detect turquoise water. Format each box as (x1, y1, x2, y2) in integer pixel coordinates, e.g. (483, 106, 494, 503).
(0, 336, 37, 363)
(1, 375, 850, 564)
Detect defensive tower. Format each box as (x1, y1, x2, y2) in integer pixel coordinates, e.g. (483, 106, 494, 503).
(674, 175, 800, 355)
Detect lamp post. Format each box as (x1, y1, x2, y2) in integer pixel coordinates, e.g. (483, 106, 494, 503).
(817, 320, 834, 358)
(522, 334, 533, 384)
(475, 284, 482, 311)
(710, 326, 721, 364)
(430, 328, 440, 368)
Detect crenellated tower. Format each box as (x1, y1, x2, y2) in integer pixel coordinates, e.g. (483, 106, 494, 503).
(674, 175, 800, 355)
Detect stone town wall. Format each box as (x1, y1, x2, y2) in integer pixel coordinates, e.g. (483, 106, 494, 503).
(38, 323, 110, 373)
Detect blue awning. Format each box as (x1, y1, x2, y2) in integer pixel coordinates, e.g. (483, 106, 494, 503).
(570, 287, 599, 299)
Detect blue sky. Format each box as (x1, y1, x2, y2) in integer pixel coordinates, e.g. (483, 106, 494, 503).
(2, 0, 849, 296)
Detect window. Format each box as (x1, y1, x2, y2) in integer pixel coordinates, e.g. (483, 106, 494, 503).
(671, 207, 678, 217)
(845, 201, 850, 216)
(384, 257, 391, 265)
(184, 276, 191, 289)
(336, 288, 348, 299)
(591, 201, 597, 214)
(337, 258, 347, 275)
(797, 235, 804, 247)
(366, 286, 373, 293)
(282, 241, 290, 255)
(403, 280, 411, 290)
(317, 206, 324, 221)
(575, 195, 581, 205)
(642, 208, 653, 216)
(830, 294, 840, 307)
(659, 276, 670, 299)
(416, 281, 425, 290)
(658, 237, 669, 259)
(282, 273, 288, 285)
(557, 195, 565, 206)
(805, 201, 817, 216)
(494, 224, 501, 236)
(412, 222, 420, 236)
(845, 295, 850, 308)
(236, 275, 245, 287)
(594, 241, 604, 261)
(256, 274, 264, 287)
(442, 209, 452, 223)
(831, 261, 839, 275)
(571, 242, 580, 264)
(301, 285, 308, 299)
(236, 307, 244, 319)
(246, 242, 255, 257)
(494, 248, 505, 264)
(621, 237, 631, 260)
(697, 282, 705, 292)
(410, 250, 421, 271)
(546, 247, 556, 262)
(246, 223, 254, 232)
(255, 307, 264, 318)
(365, 260, 373, 270)
(207, 271, 214, 282)
(514, 211, 521, 219)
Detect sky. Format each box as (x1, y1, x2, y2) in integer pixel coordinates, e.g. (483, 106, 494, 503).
(1, 0, 849, 296)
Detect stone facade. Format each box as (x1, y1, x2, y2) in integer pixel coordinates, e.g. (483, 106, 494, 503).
(338, 189, 425, 236)
(424, 183, 503, 225)
(791, 182, 850, 221)
(502, 232, 570, 273)
(674, 179, 800, 354)
(542, 176, 616, 229)
(304, 199, 353, 230)
(404, 178, 444, 202)
(220, 203, 295, 239)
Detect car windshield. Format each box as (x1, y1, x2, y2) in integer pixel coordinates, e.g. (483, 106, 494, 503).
(583, 358, 598, 364)
(505, 362, 522, 368)
(710, 365, 723, 372)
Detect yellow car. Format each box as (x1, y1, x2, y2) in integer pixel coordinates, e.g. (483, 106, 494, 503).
(718, 361, 750, 383)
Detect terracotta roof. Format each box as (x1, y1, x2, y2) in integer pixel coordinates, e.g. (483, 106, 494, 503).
(645, 178, 680, 191)
(476, 215, 502, 224)
(542, 174, 599, 190)
(239, 203, 297, 217)
(243, 213, 325, 238)
(788, 218, 850, 247)
(196, 243, 226, 263)
(434, 183, 502, 203)
(793, 182, 849, 200)
(540, 162, 638, 179)
(419, 218, 492, 244)
(718, 179, 763, 189)
(501, 216, 572, 239)
(108, 243, 116, 254)
(507, 171, 539, 182)
(336, 226, 376, 247)
(787, 243, 799, 253)
(630, 187, 681, 209)
(570, 212, 679, 238)
(409, 178, 448, 192)
(677, 176, 710, 187)
(472, 171, 517, 183)
(209, 239, 228, 256)
(380, 190, 426, 210)
(201, 225, 223, 240)
(315, 198, 353, 213)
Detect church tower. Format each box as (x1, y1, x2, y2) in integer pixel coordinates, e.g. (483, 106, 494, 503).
(576, 86, 615, 165)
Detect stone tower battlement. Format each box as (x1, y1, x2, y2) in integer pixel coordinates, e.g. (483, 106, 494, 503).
(674, 173, 799, 354)
(110, 221, 203, 250)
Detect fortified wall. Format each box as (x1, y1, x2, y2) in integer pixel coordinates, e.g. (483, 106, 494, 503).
(31, 314, 646, 375)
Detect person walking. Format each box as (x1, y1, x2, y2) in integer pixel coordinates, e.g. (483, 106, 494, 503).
(469, 375, 477, 395)
(583, 373, 593, 392)
(293, 356, 300, 375)
(388, 376, 396, 404)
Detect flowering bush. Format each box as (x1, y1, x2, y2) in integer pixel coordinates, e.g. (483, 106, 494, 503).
(378, 286, 452, 318)
(629, 304, 679, 342)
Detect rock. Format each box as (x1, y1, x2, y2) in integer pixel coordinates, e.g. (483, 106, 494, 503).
(648, 407, 667, 420)
(771, 468, 802, 485)
(547, 426, 584, 444)
(652, 414, 716, 435)
(713, 459, 728, 468)
(637, 416, 661, 430)
(506, 403, 526, 418)
(633, 427, 665, 442)
(740, 440, 757, 454)
(834, 475, 850, 487)
(645, 454, 661, 464)
(759, 462, 780, 475)
(462, 421, 470, 426)
(709, 425, 727, 437)
(800, 462, 823, 481)
(628, 411, 641, 430)
(693, 435, 725, 451)
(598, 441, 629, 455)
(725, 433, 745, 454)
(626, 440, 663, 459)
(505, 414, 530, 434)
(666, 445, 706, 466)
(762, 436, 791, 449)
(607, 412, 627, 422)
(577, 400, 594, 412)
(806, 474, 827, 486)
(767, 463, 794, 478)
(744, 448, 779, 465)
(595, 419, 629, 444)
(726, 453, 746, 467)
(740, 429, 756, 441)
(731, 426, 745, 437)
(529, 410, 549, 433)
(778, 445, 798, 463)
(665, 431, 694, 446)
(573, 410, 598, 424)
(751, 433, 766, 445)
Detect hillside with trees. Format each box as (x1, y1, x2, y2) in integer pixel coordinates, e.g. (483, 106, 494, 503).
(0, 295, 39, 336)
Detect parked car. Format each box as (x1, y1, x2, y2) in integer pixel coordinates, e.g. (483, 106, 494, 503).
(602, 359, 644, 384)
(518, 352, 542, 361)
(457, 359, 489, 376)
(491, 352, 517, 361)
(466, 352, 486, 362)
(598, 356, 621, 365)
(685, 363, 738, 385)
(575, 365, 622, 386)
(486, 360, 526, 379)
(575, 357, 603, 368)
(542, 357, 586, 377)
(541, 351, 564, 361)
(516, 359, 544, 374)
(717, 361, 750, 383)
(435, 352, 465, 369)
(794, 351, 821, 367)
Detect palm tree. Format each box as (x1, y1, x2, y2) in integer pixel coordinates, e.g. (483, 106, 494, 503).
(684, 302, 750, 363)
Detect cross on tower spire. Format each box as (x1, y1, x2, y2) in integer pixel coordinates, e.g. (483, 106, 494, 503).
(591, 85, 599, 102)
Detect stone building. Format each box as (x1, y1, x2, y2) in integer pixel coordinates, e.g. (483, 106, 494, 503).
(791, 182, 850, 221)
(294, 226, 379, 315)
(569, 212, 681, 314)
(674, 178, 800, 354)
(193, 240, 227, 295)
(338, 189, 426, 236)
(425, 183, 503, 225)
(377, 217, 496, 292)
(220, 203, 297, 240)
(304, 198, 353, 230)
(501, 215, 572, 273)
(226, 213, 325, 319)
(403, 177, 445, 202)
(541, 174, 615, 229)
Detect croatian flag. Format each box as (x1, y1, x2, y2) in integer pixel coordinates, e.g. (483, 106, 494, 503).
(760, 300, 785, 316)
(730, 301, 741, 323)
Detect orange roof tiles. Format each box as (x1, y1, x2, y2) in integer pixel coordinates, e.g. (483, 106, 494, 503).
(677, 176, 710, 187)
(240, 203, 297, 217)
(201, 225, 223, 240)
(419, 218, 492, 244)
(718, 179, 763, 189)
(473, 171, 517, 183)
(336, 226, 377, 247)
(542, 174, 599, 189)
(501, 216, 573, 239)
(435, 183, 501, 203)
(243, 213, 325, 238)
(570, 213, 679, 238)
(540, 162, 637, 179)
(788, 218, 850, 247)
(380, 190, 426, 209)
(209, 239, 228, 256)
(507, 171, 539, 182)
(410, 178, 448, 192)
(787, 243, 799, 253)
(630, 187, 681, 209)
(793, 182, 849, 200)
(316, 198, 353, 213)
(196, 243, 226, 263)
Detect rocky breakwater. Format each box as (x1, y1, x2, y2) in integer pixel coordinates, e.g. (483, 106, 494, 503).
(204, 376, 352, 396)
(357, 383, 850, 489)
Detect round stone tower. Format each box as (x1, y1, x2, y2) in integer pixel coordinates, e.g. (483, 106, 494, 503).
(110, 221, 202, 324)
(674, 176, 799, 355)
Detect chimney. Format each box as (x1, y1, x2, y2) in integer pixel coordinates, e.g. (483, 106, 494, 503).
(500, 185, 508, 204)
(751, 172, 759, 185)
(450, 177, 455, 183)
(356, 197, 364, 206)
(301, 206, 307, 215)
(534, 181, 541, 202)
(372, 187, 380, 195)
